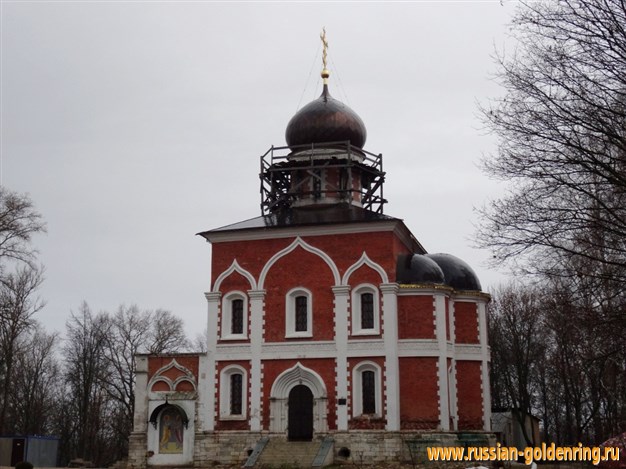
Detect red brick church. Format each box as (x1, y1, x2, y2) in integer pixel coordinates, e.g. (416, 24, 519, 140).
(129, 37, 492, 467)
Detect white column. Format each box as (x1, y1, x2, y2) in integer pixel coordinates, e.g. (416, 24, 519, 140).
(204, 291, 221, 431)
(380, 282, 400, 431)
(248, 289, 266, 431)
(477, 300, 491, 431)
(133, 355, 149, 432)
(333, 285, 350, 431)
(449, 299, 458, 431)
(434, 294, 450, 431)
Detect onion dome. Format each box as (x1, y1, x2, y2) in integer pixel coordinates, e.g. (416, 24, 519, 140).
(285, 84, 367, 149)
(425, 253, 482, 291)
(396, 254, 445, 285)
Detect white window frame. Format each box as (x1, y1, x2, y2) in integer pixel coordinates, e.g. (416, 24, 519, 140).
(285, 287, 313, 338)
(352, 361, 382, 418)
(219, 365, 247, 420)
(221, 291, 248, 340)
(351, 284, 380, 335)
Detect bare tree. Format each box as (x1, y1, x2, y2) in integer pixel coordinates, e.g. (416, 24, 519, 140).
(477, 0, 626, 279)
(63, 302, 111, 464)
(99, 305, 150, 459)
(0, 188, 46, 269)
(191, 326, 209, 353)
(146, 308, 189, 354)
(0, 265, 45, 433)
(489, 283, 547, 446)
(10, 325, 60, 435)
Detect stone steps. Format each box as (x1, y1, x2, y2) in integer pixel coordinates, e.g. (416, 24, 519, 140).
(257, 439, 321, 467)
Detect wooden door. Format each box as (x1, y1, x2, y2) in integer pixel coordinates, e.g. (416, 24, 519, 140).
(288, 385, 313, 441)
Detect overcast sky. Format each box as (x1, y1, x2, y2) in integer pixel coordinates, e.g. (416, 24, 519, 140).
(1, 0, 516, 342)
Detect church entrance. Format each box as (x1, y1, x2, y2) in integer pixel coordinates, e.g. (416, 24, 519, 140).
(288, 384, 313, 441)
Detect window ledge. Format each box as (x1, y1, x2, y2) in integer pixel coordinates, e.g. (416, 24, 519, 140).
(352, 329, 380, 336)
(285, 332, 313, 339)
(219, 414, 247, 421)
(220, 334, 248, 341)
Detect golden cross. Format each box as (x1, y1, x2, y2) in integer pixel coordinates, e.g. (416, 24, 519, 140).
(320, 27, 330, 84)
(320, 27, 329, 70)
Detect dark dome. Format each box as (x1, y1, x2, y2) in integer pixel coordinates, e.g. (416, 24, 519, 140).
(285, 85, 367, 149)
(425, 253, 482, 291)
(396, 254, 445, 285)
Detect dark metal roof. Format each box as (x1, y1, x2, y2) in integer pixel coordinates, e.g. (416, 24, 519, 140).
(285, 84, 367, 149)
(426, 253, 482, 291)
(199, 205, 398, 238)
(396, 254, 446, 285)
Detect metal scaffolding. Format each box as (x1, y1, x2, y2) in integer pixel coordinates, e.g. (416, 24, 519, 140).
(260, 141, 387, 215)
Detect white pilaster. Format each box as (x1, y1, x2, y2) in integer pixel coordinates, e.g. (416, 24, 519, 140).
(449, 299, 458, 430)
(204, 291, 221, 431)
(133, 355, 148, 432)
(434, 294, 450, 431)
(478, 300, 491, 431)
(380, 282, 400, 431)
(333, 285, 350, 431)
(248, 289, 266, 431)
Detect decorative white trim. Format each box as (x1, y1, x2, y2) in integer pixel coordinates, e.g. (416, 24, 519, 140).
(212, 259, 257, 292)
(205, 221, 401, 244)
(248, 289, 266, 431)
(449, 360, 458, 431)
(268, 362, 329, 435)
(259, 237, 340, 289)
(380, 282, 400, 431)
(220, 291, 249, 340)
(147, 399, 195, 465)
(270, 362, 327, 398)
(332, 285, 350, 431)
(285, 287, 313, 338)
(397, 339, 440, 354)
(204, 292, 221, 430)
(455, 344, 483, 358)
(218, 365, 248, 420)
(342, 252, 389, 285)
(434, 294, 450, 431)
(148, 359, 197, 393)
(478, 301, 491, 431)
(351, 361, 382, 418)
(351, 283, 381, 335)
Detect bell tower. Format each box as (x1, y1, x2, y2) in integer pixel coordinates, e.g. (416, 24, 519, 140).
(260, 30, 386, 215)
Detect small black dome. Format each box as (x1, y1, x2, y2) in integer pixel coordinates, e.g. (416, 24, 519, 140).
(285, 85, 367, 149)
(425, 253, 482, 291)
(396, 254, 445, 285)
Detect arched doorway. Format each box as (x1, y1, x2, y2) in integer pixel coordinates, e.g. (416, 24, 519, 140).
(269, 362, 328, 436)
(288, 384, 313, 441)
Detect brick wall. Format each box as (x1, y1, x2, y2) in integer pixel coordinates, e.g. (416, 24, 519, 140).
(456, 360, 483, 430)
(454, 301, 479, 344)
(399, 357, 439, 429)
(397, 296, 436, 339)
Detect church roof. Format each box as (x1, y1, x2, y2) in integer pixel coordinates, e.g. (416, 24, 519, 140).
(285, 84, 367, 150)
(198, 205, 425, 253)
(200, 205, 396, 236)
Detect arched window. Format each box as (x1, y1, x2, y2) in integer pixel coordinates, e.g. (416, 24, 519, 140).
(231, 299, 244, 335)
(352, 361, 381, 417)
(230, 373, 243, 415)
(351, 284, 380, 335)
(221, 292, 248, 340)
(295, 296, 308, 332)
(360, 292, 374, 329)
(361, 370, 376, 414)
(219, 366, 247, 419)
(286, 288, 312, 338)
